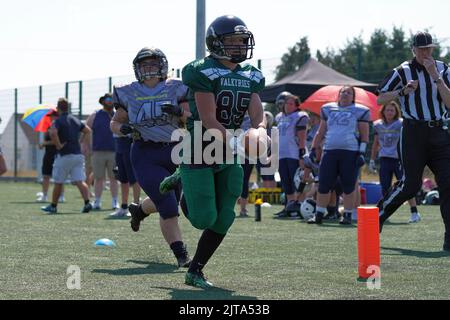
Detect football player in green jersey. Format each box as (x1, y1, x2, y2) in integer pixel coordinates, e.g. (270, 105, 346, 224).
(179, 15, 267, 288)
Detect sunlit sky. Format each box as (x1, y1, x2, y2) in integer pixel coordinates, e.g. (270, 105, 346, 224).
(1, 0, 450, 91)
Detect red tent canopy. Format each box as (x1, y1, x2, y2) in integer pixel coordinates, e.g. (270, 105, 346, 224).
(301, 85, 382, 121)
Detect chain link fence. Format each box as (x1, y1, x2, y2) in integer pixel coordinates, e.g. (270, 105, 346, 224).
(0, 58, 279, 178)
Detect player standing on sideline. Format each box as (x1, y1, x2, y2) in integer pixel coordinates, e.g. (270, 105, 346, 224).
(308, 86, 370, 225)
(272, 91, 293, 216)
(376, 32, 450, 252)
(369, 101, 421, 223)
(110, 47, 191, 267)
(275, 94, 309, 218)
(179, 15, 266, 288)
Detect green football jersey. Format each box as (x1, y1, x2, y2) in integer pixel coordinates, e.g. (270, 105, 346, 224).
(182, 56, 265, 132)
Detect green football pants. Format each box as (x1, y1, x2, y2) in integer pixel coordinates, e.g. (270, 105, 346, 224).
(180, 164, 243, 235)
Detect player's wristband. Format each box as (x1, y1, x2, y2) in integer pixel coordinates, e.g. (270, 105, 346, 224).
(299, 148, 306, 159)
(359, 142, 367, 154)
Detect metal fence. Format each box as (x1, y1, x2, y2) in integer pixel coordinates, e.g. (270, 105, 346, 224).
(0, 58, 280, 179)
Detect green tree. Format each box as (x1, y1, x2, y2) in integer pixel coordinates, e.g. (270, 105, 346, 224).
(274, 37, 311, 81)
(274, 27, 449, 87)
(316, 27, 449, 84)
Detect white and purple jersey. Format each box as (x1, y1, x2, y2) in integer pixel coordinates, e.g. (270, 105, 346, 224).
(321, 102, 370, 151)
(374, 119, 402, 159)
(113, 79, 188, 143)
(277, 111, 309, 160)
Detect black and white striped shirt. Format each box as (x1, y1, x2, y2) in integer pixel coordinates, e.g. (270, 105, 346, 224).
(378, 58, 450, 121)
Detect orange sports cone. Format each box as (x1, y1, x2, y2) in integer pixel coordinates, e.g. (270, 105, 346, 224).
(357, 207, 380, 279)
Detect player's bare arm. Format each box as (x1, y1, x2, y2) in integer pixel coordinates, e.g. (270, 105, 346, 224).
(358, 121, 369, 144)
(180, 102, 191, 123)
(247, 93, 265, 129)
(85, 112, 95, 131)
(370, 134, 380, 162)
(79, 125, 91, 145)
(297, 129, 307, 167)
(49, 127, 65, 150)
(110, 107, 129, 136)
(311, 120, 327, 150)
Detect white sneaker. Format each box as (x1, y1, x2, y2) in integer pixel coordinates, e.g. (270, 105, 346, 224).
(58, 195, 65, 203)
(409, 212, 422, 223)
(109, 208, 128, 218)
(36, 194, 48, 202)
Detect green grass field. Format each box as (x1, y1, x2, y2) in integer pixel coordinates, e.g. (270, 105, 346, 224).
(1, 181, 450, 300)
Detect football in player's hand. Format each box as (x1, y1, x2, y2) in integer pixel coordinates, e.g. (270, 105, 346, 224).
(243, 128, 270, 161)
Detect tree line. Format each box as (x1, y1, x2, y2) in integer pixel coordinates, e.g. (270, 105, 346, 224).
(274, 27, 450, 85)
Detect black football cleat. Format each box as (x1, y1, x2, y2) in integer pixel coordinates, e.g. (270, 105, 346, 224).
(339, 212, 352, 225)
(129, 203, 148, 232)
(81, 202, 92, 213)
(176, 244, 191, 268)
(177, 255, 192, 268)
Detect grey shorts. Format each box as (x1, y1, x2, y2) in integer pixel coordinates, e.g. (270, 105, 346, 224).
(52, 154, 86, 183)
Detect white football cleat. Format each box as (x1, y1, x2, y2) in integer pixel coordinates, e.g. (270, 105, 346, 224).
(36, 193, 48, 202)
(109, 208, 129, 218)
(408, 212, 422, 223)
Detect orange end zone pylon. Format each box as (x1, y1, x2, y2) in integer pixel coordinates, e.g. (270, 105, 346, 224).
(357, 207, 380, 280)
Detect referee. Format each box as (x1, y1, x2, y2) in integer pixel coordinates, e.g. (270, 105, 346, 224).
(377, 31, 450, 251)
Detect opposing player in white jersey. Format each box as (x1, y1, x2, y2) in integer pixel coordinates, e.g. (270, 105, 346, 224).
(110, 47, 191, 268)
(275, 94, 310, 218)
(370, 101, 421, 223)
(308, 86, 370, 225)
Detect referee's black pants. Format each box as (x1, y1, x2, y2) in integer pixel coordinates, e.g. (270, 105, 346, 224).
(379, 120, 450, 243)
